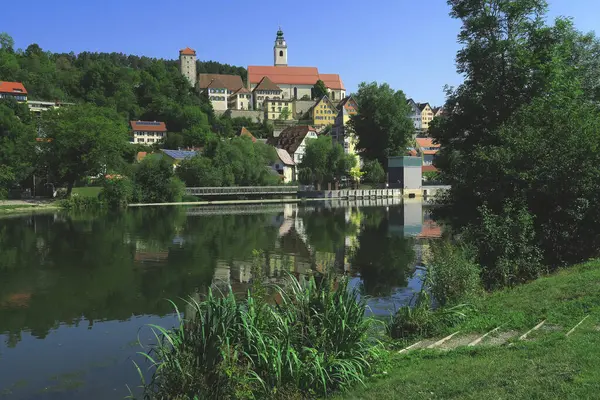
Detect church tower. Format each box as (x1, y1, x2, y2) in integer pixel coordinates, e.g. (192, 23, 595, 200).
(274, 28, 288, 67)
(179, 47, 197, 87)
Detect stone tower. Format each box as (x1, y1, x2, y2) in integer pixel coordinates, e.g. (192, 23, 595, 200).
(179, 47, 197, 87)
(274, 28, 288, 67)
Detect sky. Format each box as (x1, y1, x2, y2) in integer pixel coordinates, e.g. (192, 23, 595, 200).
(3, 0, 599, 105)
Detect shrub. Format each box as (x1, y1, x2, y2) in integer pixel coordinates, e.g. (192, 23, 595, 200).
(136, 275, 384, 399)
(59, 194, 104, 210)
(100, 175, 133, 209)
(425, 241, 481, 307)
(464, 201, 543, 289)
(133, 157, 184, 203)
(362, 160, 385, 184)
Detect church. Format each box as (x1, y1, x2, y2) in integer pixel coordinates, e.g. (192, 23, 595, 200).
(179, 29, 345, 111)
(247, 29, 346, 102)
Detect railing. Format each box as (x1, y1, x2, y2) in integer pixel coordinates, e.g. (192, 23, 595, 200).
(185, 186, 299, 196)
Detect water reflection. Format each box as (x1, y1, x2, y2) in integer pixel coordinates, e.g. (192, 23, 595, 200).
(0, 199, 439, 399)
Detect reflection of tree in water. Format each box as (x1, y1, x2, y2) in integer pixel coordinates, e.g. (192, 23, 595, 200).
(0, 209, 280, 348)
(350, 208, 415, 297)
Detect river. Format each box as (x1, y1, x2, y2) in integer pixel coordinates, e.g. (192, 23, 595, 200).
(0, 199, 439, 399)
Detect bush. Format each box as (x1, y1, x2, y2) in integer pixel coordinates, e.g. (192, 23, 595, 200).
(362, 160, 385, 184)
(464, 201, 544, 289)
(425, 241, 481, 307)
(133, 157, 184, 203)
(59, 194, 104, 210)
(136, 275, 384, 399)
(100, 175, 133, 209)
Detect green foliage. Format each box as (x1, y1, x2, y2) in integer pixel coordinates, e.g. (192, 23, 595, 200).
(0, 100, 36, 195)
(350, 82, 414, 168)
(431, 0, 600, 277)
(59, 194, 105, 210)
(362, 160, 385, 184)
(464, 201, 543, 289)
(136, 276, 384, 399)
(278, 107, 291, 120)
(100, 176, 133, 209)
(425, 241, 481, 307)
(422, 170, 440, 182)
(177, 137, 280, 187)
(298, 136, 354, 186)
(133, 156, 184, 203)
(312, 80, 328, 99)
(40, 103, 130, 195)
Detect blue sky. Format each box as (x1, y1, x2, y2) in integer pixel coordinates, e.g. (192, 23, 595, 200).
(3, 0, 598, 105)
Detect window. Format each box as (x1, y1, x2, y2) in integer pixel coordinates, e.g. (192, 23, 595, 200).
(272, 114, 275, 119)
(279, 50, 283, 57)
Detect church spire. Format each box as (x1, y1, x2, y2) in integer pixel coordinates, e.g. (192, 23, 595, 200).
(274, 27, 288, 67)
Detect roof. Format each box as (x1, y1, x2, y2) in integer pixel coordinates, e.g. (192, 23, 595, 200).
(198, 74, 244, 92)
(318, 74, 345, 90)
(313, 95, 337, 112)
(248, 66, 346, 90)
(417, 102, 430, 111)
(415, 138, 440, 149)
(232, 87, 251, 95)
(268, 125, 317, 155)
(0, 81, 27, 95)
(336, 95, 357, 110)
(130, 121, 167, 132)
(136, 152, 148, 162)
(238, 127, 256, 142)
(417, 220, 442, 239)
(407, 148, 418, 157)
(206, 77, 227, 89)
(422, 165, 438, 173)
(275, 148, 295, 166)
(253, 76, 282, 92)
(179, 47, 196, 56)
(160, 149, 198, 160)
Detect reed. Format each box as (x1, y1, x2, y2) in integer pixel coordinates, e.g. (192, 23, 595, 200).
(133, 275, 383, 399)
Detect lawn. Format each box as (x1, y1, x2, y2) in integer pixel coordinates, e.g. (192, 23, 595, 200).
(71, 186, 102, 198)
(338, 261, 600, 400)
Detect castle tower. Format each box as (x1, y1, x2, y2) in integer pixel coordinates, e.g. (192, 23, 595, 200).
(274, 28, 288, 67)
(179, 47, 197, 87)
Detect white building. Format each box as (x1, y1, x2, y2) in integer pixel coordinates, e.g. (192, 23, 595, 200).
(130, 121, 167, 144)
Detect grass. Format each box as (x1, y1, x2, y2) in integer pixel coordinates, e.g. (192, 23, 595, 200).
(337, 260, 600, 400)
(133, 275, 385, 399)
(71, 186, 102, 198)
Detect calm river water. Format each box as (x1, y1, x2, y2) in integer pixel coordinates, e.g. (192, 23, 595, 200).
(0, 199, 438, 399)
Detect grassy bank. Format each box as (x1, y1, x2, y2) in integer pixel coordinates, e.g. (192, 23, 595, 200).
(0, 202, 60, 216)
(338, 260, 600, 399)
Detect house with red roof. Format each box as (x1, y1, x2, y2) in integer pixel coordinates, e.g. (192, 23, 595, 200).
(0, 81, 28, 103)
(130, 120, 167, 145)
(415, 137, 441, 172)
(248, 29, 346, 101)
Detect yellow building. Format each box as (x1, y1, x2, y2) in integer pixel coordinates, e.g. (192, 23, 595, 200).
(311, 95, 337, 127)
(332, 96, 359, 155)
(418, 102, 434, 131)
(264, 98, 293, 121)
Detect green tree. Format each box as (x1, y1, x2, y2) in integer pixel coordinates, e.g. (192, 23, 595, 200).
(432, 0, 600, 274)
(40, 104, 129, 195)
(133, 156, 184, 203)
(299, 136, 352, 187)
(312, 80, 328, 99)
(279, 107, 291, 120)
(362, 159, 385, 184)
(0, 32, 14, 50)
(350, 82, 414, 168)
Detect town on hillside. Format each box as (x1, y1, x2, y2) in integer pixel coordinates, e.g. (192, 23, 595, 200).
(0, 28, 444, 188)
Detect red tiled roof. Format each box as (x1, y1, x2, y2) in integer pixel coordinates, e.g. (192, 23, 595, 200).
(415, 138, 440, 148)
(238, 127, 256, 142)
(253, 76, 282, 92)
(248, 66, 346, 91)
(417, 221, 442, 238)
(232, 87, 251, 94)
(422, 165, 438, 172)
(0, 81, 27, 95)
(206, 77, 227, 89)
(130, 121, 167, 132)
(319, 74, 345, 90)
(407, 149, 418, 156)
(179, 47, 196, 55)
(198, 73, 244, 92)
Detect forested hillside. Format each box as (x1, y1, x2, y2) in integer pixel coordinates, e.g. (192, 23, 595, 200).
(0, 33, 246, 130)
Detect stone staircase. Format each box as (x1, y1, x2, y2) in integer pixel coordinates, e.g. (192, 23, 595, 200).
(398, 316, 595, 354)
